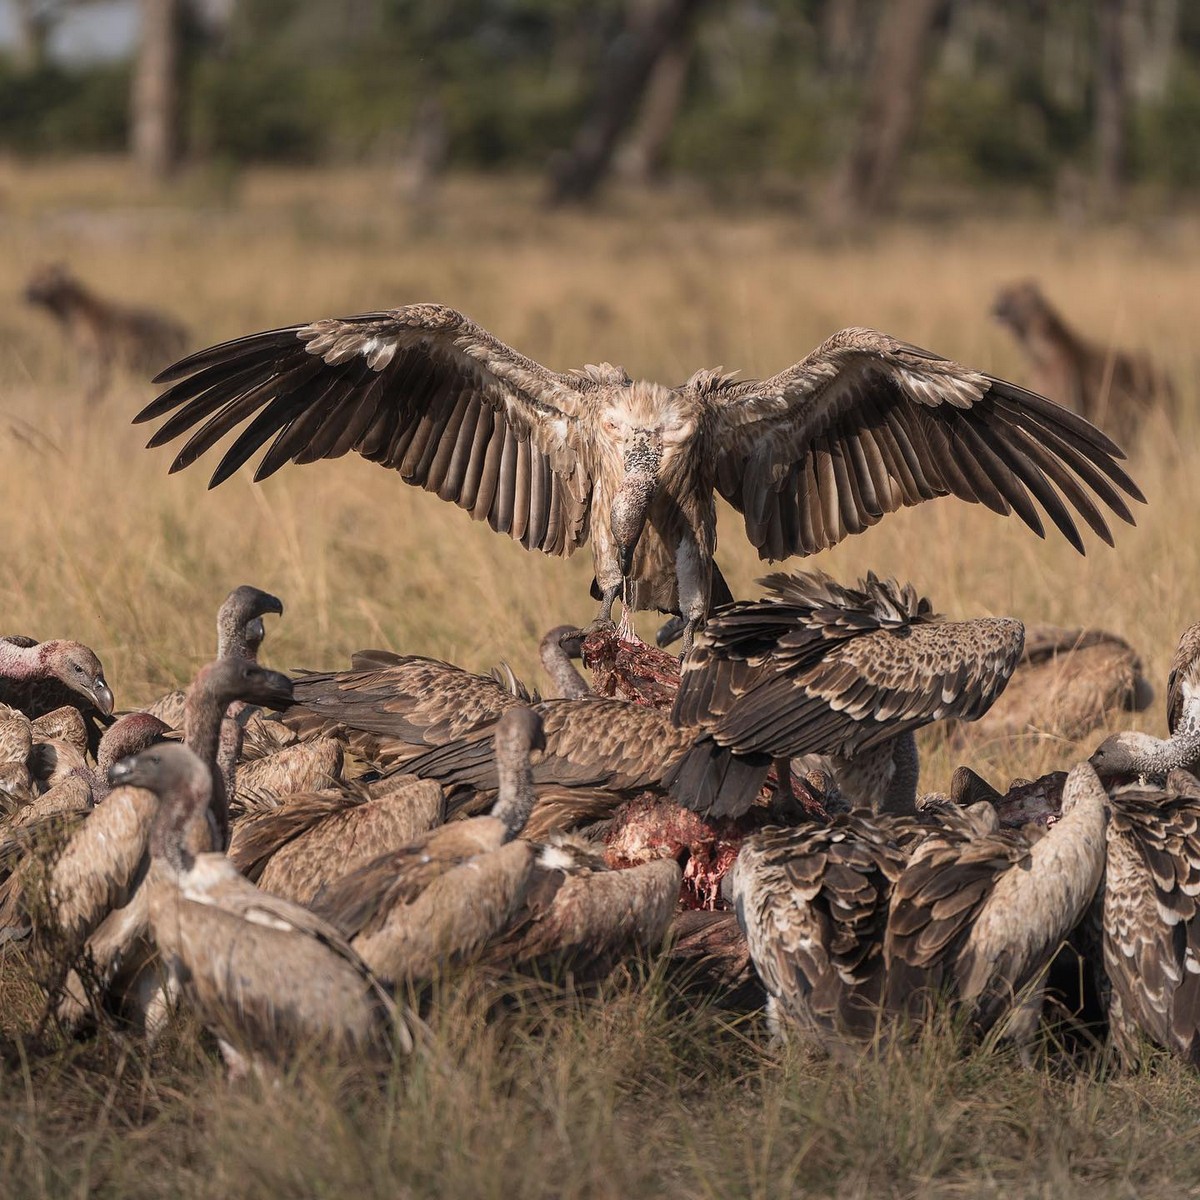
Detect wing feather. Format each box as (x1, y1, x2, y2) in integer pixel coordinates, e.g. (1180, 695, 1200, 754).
(701, 327, 1142, 560)
(137, 306, 596, 557)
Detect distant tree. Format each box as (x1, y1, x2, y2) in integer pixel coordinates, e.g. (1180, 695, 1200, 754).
(10, 0, 66, 71)
(1095, 0, 1131, 214)
(615, 0, 694, 185)
(131, 0, 182, 179)
(826, 0, 945, 222)
(547, 0, 708, 205)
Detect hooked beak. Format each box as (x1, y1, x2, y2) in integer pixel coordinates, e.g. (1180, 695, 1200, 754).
(107, 754, 137, 788)
(91, 678, 115, 717)
(258, 669, 295, 711)
(611, 443, 660, 578)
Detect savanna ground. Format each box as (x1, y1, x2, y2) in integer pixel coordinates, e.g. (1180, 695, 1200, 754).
(1, 159, 1200, 1197)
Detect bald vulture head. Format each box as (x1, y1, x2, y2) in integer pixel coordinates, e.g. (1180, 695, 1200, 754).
(96, 711, 174, 780)
(109, 741, 213, 871)
(217, 585, 284, 662)
(42, 641, 114, 716)
(189, 658, 294, 713)
(1089, 729, 1198, 785)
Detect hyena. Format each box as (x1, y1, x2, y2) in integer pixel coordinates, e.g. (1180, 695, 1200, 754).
(24, 264, 190, 403)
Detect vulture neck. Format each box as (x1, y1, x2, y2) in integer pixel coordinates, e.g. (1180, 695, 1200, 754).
(539, 631, 591, 700)
(490, 745, 538, 841)
(0, 639, 46, 682)
(182, 678, 234, 850)
(150, 776, 212, 878)
(217, 610, 260, 662)
(1138, 729, 1200, 780)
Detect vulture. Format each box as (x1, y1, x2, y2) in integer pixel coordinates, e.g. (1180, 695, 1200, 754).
(1167, 621, 1200, 735)
(109, 742, 408, 1070)
(0, 638, 114, 728)
(398, 694, 749, 837)
(314, 707, 548, 984)
(135, 305, 1142, 652)
(45, 661, 292, 1033)
(539, 625, 592, 700)
(884, 762, 1107, 1048)
(142, 584, 284, 728)
(229, 773, 444, 906)
(281, 650, 536, 769)
(1092, 624, 1200, 784)
(728, 811, 912, 1044)
(1102, 769, 1200, 1066)
(668, 570, 1025, 816)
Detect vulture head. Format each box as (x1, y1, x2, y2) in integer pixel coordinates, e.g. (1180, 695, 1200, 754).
(43, 641, 114, 716)
(191, 658, 295, 713)
(217, 585, 284, 662)
(97, 712, 174, 781)
(1089, 730, 1164, 785)
(110, 742, 212, 872)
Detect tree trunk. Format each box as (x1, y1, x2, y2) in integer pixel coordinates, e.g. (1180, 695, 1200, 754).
(615, 25, 692, 184)
(131, 0, 182, 181)
(547, 0, 707, 206)
(826, 0, 944, 223)
(1095, 0, 1130, 217)
(11, 0, 56, 72)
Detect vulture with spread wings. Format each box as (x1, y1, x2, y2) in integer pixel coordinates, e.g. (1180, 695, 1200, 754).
(135, 305, 1144, 651)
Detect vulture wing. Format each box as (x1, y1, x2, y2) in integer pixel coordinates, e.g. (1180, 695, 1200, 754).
(700, 327, 1144, 559)
(135, 305, 598, 556)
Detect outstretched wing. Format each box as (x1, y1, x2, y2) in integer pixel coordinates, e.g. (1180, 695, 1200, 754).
(698, 617, 1026, 760)
(135, 305, 598, 556)
(698, 327, 1144, 560)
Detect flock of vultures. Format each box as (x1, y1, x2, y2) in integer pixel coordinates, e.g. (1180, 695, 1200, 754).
(2, 268, 1194, 1079)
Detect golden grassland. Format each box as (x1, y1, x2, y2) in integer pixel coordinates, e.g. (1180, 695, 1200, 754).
(1, 158, 1200, 1196)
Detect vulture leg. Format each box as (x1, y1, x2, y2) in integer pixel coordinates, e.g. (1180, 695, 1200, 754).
(769, 759, 806, 822)
(674, 535, 709, 659)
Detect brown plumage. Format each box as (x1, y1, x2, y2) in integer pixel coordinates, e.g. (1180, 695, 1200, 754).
(21, 712, 173, 825)
(885, 763, 1107, 1043)
(992, 279, 1174, 446)
(25, 262, 189, 403)
(402, 695, 708, 829)
(282, 651, 534, 768)
(729, 812, 911, 1043)
(314, 709, 547, 984)
(1101, 769, 1200, 1066)
(233, 737, 344, 811)
(36, 666, 292, 1031)
(111, 742, 408, 1066)
(143, 585, 284, 729)
(954, 623, 1152, 746)
(29, 706, 89, 759)
(1167, 622, 1200, 735)
(229, 773, 443, 906)
(136, 305, 1142, 652)
(477, 840, 681, 983)
(669, 570, 1025, 817)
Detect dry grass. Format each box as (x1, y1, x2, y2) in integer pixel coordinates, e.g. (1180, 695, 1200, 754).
(1, 157, 1200, 1195)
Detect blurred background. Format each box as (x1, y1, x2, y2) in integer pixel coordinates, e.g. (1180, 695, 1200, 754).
(0, 0, 1195, 780)
(0, 0, 1194, 218)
